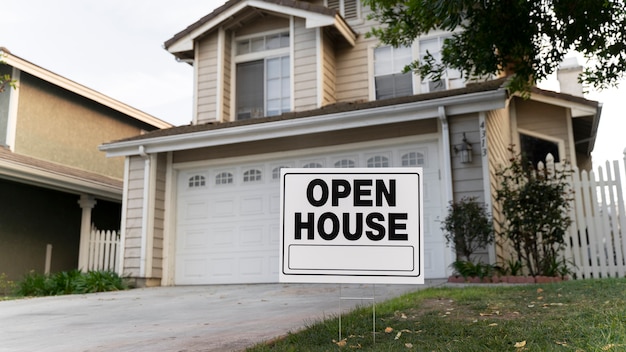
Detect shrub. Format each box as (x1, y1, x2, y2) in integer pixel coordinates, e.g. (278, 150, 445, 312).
(15, 270, 127, 297)
(495, 147, 573, 277)
(441, 197, 494, 263)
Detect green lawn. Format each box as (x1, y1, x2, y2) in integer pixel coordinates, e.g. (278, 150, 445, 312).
(248, 278, 626, 351)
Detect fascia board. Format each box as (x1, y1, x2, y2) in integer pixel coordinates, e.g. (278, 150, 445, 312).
(2, 52, 171, 129)
(0, 161, 122, 201)
(167, 0, 345, 53)
(101, 89, 507, 157)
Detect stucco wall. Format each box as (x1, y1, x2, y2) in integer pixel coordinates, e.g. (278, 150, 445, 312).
(13, 72, 151, 179)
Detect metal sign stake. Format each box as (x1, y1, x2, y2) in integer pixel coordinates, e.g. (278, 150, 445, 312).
(338, 284, 377, 344)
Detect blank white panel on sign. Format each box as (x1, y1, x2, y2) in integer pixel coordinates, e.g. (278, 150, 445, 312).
(288, 245, 415, 271)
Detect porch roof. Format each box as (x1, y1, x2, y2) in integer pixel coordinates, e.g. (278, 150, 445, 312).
(0, 148, 123, 201)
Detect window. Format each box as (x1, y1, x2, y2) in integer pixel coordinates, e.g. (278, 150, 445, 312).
(272, 166, 289, 180)
(327, 0, 359, 20)
(367, 155, 389, 167)
(334, 159, 355, 168)
(215, 172, 233, 185)
(401, 152, 425, 166)
(236, 32, 290, 120)
(243, 169, 262, 182)
(303, 162, 323, 168)
(374, 45, 413, 99)
(188, 175, 206, 188)
(519, 133, 561, 167)
(419, 36, 464, 93)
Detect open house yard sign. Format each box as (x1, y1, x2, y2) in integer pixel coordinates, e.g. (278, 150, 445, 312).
(279, 168, 424, 284)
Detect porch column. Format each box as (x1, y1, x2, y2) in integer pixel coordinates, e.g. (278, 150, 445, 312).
(77, 195, 97, 272)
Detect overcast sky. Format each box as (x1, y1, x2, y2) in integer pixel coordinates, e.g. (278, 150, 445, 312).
(3, 0, 625, 166)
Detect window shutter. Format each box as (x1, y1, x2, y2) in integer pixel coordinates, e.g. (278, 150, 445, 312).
(327, 0, 340, 12)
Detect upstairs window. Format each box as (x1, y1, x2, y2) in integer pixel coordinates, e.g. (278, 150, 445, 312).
(374, 45, 413, 100)
(419, 36, 464, 93)
(327, 0, 359, 20)
(235, 32, 290, 120)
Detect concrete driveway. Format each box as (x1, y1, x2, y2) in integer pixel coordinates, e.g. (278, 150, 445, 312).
(0, 281, 445, 352)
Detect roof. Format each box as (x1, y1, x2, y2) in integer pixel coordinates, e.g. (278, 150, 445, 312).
(0, 147, 123, 201)
(101, 78, 602, 158)
(100, 78, 511, 156)
(164, 0, 357, 61)
(0, 47, 173, 129)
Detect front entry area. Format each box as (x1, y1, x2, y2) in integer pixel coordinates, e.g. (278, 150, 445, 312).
(174, 138, 449, 284)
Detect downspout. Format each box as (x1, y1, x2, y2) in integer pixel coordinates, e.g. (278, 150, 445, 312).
(438, 106, 454, 205)
(438, 106, 455, 276)
(138, 145, 150, 277)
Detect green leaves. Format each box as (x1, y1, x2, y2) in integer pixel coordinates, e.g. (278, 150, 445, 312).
(364, 0, 626, 94)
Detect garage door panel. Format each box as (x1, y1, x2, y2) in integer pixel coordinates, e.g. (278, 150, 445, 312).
(240, 194, 266, 215)
(211, 197, 237, 218)
(175, 139, 448, 285)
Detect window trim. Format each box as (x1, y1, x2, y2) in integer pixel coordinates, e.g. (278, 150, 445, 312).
(232, 28, 292, 120)
(517, 128, 566, 165)
(369, 44, 418, 101)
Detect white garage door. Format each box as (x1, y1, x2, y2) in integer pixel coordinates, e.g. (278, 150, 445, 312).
(175, 139, 448, 285)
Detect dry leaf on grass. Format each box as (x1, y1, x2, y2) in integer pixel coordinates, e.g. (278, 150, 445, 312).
(514, 340, 527, 348)
(405, 343, 413, 348)
(385, 327, 394, 333)
(334, 339, 347, 347)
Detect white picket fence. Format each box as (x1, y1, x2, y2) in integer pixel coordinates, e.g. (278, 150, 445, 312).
(87, 228, 121, 272)
(558, 155, 626, 279)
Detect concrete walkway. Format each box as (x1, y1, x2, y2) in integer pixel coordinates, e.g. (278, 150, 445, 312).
(0, 280, 445, 352)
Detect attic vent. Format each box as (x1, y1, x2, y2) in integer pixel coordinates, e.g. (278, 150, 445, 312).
(327, 0, 359, 20)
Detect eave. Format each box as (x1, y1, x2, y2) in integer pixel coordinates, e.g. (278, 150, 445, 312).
(0, 150, 122, 201)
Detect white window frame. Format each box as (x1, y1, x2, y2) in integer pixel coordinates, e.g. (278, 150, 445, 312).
(417, 34, 465, 93)
(369, 44, 418, 101)
(232, 29, 291, 120)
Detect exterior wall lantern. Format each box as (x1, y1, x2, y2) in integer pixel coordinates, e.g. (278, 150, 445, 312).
(454, 133, 473, 164)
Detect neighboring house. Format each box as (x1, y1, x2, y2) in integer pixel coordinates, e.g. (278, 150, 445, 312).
(100, 0, 601, 287)
(0, 48, 172, 281)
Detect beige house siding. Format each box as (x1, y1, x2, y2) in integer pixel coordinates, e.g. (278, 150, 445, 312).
(235, 16, 289, 37)
(123, 155, 146, 277)
(321, 28, 337, 106)
(222, 31, 232, 122)
(151, 153, 167, 279)
(13, 72, 148, 179)
(450, 114, 485, 202)
(485, 105, 513, 264)
(334, 6, 378, 102)
(293, 18, 319, 111)
(196, 33, 219, 124)
(514, 97, 572, 162)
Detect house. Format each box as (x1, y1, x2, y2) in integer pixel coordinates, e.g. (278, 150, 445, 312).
(0, 48, 172, 281)
(100, 0, 601, 287)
